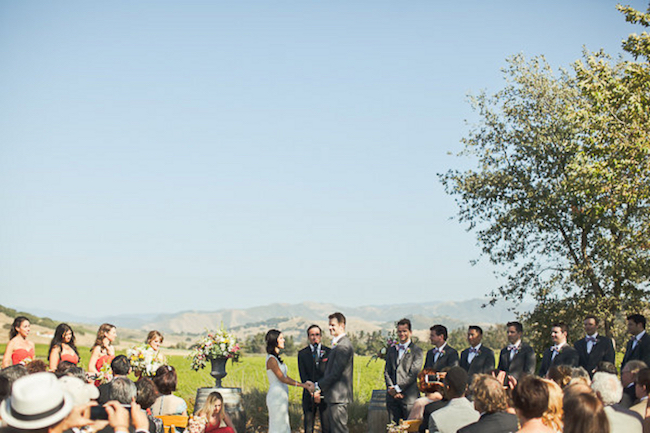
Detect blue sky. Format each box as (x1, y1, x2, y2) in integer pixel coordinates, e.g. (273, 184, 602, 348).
(0, 1, 646, 317)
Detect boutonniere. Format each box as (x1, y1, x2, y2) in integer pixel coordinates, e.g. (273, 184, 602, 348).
(320, 349, 326, 358)
(322, 357, 328, 363)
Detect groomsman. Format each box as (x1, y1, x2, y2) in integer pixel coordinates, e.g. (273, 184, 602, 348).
(384, 318, 424, 423)
(621, 314, 650, 370)
(298, 325, 331, 433)
(538, 322, 579, 377)
(459, 326, 495, 382)
(497, 321, 536, 380)
(424, 325, 459, 371)
(574, 315, 615, 377)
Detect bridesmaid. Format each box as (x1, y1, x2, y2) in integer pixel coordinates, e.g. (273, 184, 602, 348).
(88, 323, 117, 373)
(2, 316, 35, 368)
(48, 323, 80, 371)
(146, 330, 165, 362)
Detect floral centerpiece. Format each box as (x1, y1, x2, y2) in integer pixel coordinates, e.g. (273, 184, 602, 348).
(188, 328, 241, 371)
(367, 330, 398, 366)
(127, 343, 165, 377)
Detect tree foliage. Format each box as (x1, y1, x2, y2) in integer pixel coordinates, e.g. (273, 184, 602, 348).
(441, 4, 650, 350)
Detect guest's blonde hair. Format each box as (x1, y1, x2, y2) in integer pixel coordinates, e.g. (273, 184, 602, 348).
(541, 379, 563, 432)
(470, 374, 509, 413)
(197, 392, 225, 422)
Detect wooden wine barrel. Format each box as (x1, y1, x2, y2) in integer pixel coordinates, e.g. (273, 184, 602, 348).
(194, 387, 245, 433)
(367, 389, 389, 433)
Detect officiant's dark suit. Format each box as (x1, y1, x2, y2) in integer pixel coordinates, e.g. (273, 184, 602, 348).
(299, 337, 331, 433)
(384, 340, 424, 422)
(459, 345, 495, 382)
(318, 313, 354, 433)
(538, 344, 579, 377)
(497, 343, 536, 380)
(423, 325, 459, 371)
(574, 335, 615, 376)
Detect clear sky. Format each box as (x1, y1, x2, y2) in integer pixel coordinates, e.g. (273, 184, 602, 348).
(1, 1, 646, 317)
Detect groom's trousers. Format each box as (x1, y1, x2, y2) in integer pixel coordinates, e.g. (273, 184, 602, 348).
(327, 403, 348, 433)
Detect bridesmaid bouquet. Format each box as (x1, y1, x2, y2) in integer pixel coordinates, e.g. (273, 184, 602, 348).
(188, 328, 241, 371)
(96, 361, 113, 385)
(127, 344, 164, 377)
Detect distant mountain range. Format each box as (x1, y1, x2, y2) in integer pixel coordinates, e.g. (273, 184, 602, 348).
(15, 299, 531, 338)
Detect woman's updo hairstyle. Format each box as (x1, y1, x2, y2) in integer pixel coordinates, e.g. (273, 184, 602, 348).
(265, 329, 283, 363)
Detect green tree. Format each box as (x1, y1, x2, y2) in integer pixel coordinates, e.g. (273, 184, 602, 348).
(441, 5, 650, 354)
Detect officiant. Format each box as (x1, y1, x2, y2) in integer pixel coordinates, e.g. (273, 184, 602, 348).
(298, 325, 331, 433)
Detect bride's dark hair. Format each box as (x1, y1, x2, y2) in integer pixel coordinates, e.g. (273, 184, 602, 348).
(265, 329, 283, 363)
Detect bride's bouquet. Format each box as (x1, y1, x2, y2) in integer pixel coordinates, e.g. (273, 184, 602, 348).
(127, 344, 164, 377)
(188, 327, 241, 371)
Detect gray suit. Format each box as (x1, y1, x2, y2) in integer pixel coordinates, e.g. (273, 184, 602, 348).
(429, 397, 479, 433)
(384, 342, 424, 422)
(319, 335, 354, 433)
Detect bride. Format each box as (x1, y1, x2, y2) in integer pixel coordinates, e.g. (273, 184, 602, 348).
(265, 329, 311, 433)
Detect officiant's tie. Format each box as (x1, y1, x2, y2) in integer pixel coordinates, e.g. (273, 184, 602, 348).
(312, 346, 319, 365)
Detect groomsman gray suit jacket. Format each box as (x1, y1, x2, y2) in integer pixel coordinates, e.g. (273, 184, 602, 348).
(319, 335, 354, 404)
(384, 342, 424, 406)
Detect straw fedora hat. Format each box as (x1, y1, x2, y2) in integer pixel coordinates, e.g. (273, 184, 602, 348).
(0, 372, 73, 429)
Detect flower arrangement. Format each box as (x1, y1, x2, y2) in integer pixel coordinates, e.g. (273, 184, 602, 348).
(127, 343, 164, 377)
(96, 361, 113, 385)
(188, 328, 241, 371)
(186, 415, 208, 433)
(367, 330, 398, 366)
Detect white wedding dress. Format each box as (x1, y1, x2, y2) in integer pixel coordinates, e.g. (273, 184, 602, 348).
(266, 354, 291, 433)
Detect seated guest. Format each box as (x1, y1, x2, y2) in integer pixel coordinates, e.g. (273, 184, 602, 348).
(424, 325, 459, 371)
(428, 366, 479, 433)
(459, 326, 495, 383)
(109, 376, 137, 404)
(408, 369, 444, 420)
(540, 379, 563, 432)
(26, 360, 49, 374)
(569, 366, 591, 386)
(630, 367, 650, 418)
(497, 321, 536, 380)
(188, 391, 236, 433)
(418, 368, 451, 433)
(597, 361, 618, 375)
(591, 372, 643, 433)
(98, 354, 132, 404)
(2, 317, 35, 368)
(151, 365, 188, 416)
(563, 391, 610, 433)
(48, 323, 80, 371)
(137, 378, 164, 433)
(621, 360, 647, 408)
(0, 364, 28, 401)
(547, 365, 572, 389)
(458, 374, 518, 433)
(512, 375, 555, 433)
(538, 322, 579, 377)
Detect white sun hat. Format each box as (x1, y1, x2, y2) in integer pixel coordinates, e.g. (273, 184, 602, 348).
(0, 372, 73, 429)
(58, 376, 100, 406)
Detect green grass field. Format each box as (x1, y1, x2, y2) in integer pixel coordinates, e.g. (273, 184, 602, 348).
(2, 344, 385, 432)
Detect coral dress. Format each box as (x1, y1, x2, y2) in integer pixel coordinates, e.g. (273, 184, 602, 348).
(96, 354, 113, 371)
(61, 353, 80, 365)
(11, 347, 35, 365)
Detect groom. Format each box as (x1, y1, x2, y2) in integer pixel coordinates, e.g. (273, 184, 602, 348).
(309, 312, 354, 433)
